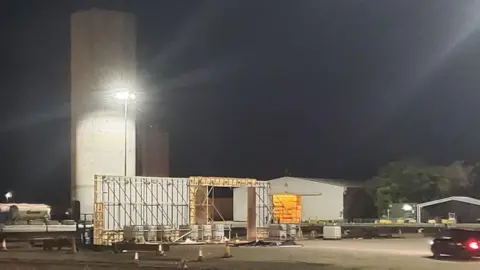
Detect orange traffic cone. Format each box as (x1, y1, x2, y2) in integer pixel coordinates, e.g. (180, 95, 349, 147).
(134, 252, 139, 264)
(222, 241, 232, 258)
(1, 239, 6, 251)
(197, 247, 204, 261)
(157, 244, 165, 256)
(235, 233, 239, 244)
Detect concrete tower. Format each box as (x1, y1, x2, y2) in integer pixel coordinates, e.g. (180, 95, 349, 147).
(71, 9, 137, 216)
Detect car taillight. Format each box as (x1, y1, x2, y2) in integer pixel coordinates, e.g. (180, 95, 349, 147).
(467, 241, 479, 250)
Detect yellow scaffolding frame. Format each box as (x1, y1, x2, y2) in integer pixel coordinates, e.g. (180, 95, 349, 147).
(188, 176, 256, 225)
(93, 176, 104, 245)
(93, 175, 260, 245)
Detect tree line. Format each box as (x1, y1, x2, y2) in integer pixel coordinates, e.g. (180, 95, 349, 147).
(365, 159, 480, 216)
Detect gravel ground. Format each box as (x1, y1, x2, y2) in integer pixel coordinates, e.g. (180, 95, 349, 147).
(1, 238, 480, 269)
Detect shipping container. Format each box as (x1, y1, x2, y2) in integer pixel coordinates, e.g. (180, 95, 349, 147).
(95, 176, 190, 231)
(272, 193, 302, 224)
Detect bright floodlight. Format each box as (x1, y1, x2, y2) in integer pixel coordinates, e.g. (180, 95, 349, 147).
(4, 192, 12, 199)
(402, 204, 413, 211)
(115, 91, 136, 100)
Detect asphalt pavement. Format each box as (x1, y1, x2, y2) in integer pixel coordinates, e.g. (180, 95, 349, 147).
(1, 238, 480, 269)
(217, 238, 480, 270)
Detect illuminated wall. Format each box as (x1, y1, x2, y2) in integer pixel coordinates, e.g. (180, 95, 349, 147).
(71, 9, 136, 216)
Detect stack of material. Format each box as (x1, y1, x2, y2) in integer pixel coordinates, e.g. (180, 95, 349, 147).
(156, 225, 173, 242)
(171, 228, 180, 242)
(268, 224, 287, 240)
(188, 225, 199, 241)
(124, 225, 145, 243)
(323, 225, 342, 240)
(256, 227, 268, 240)
(144, 225, 157, 242)
(287, 224, 297, 240)
(213, 223, 225, 241)
(202, 224, 212, 241)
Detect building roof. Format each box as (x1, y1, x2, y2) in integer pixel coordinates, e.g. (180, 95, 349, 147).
(269, 176, 363, 188)
(417, 196, 480, 208)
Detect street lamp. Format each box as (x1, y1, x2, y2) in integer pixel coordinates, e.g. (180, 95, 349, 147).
(115, 91, 136, 176)
(4, 192, 12, 203)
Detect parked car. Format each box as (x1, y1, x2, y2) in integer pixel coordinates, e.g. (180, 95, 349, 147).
(430, 228, 480, 259)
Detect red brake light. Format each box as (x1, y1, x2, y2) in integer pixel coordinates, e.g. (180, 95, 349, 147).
(468, 241, 479, 250)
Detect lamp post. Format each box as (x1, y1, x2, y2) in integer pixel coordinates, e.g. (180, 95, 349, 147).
(4, 192, 12, 203)
(115, 91, 136, 176)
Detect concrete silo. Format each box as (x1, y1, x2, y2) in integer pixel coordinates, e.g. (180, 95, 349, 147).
(70, 9, 137, 216)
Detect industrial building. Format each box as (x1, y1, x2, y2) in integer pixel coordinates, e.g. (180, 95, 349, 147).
(234, 176, 372, 223)
(417, 196, 480, 223)
(71, 9, 137, 216)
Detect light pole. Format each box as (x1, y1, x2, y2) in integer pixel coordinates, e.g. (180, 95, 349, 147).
(115, 91, 136, 176)
(4, 192, 12, 203)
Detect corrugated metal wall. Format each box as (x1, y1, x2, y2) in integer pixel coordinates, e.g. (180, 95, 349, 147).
(96, 176, 190, 230)
(268, 177, 345, 221)
(233, 187, 246, 221)
(233, 182, 271, 226)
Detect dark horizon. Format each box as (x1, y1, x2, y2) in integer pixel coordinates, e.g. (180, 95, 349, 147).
(2, 0, 480, 207)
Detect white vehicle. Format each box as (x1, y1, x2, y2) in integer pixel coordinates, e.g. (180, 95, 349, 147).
(0, 203, 51, 223)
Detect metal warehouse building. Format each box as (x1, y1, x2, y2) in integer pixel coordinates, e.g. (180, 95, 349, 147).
(234, 176, 372, 223)
(417, 196, 480, 223)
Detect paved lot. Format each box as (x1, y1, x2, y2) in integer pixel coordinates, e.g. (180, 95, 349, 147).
(204, 238, 480, 270)
(1, 238, 480, 269)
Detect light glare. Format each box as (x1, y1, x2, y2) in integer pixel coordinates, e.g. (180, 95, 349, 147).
(402, 204, 413, 211)
(115, 91, 136, 100)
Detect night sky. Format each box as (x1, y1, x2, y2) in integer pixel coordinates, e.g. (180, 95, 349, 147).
(2, 0, 480, 207)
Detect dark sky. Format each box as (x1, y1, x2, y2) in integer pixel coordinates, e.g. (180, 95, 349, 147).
(2, 0, 480, 206)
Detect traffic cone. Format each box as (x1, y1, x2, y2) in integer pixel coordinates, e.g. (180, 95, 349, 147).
(1, 239, 6, 251)
(235, 233, 239, 244)
(157, 244, 165, 256)
(197, 247, 204, 261)
(297, 228, 303, 239)
(222, 241, 232, 258)
(134, 252, 139, 264)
